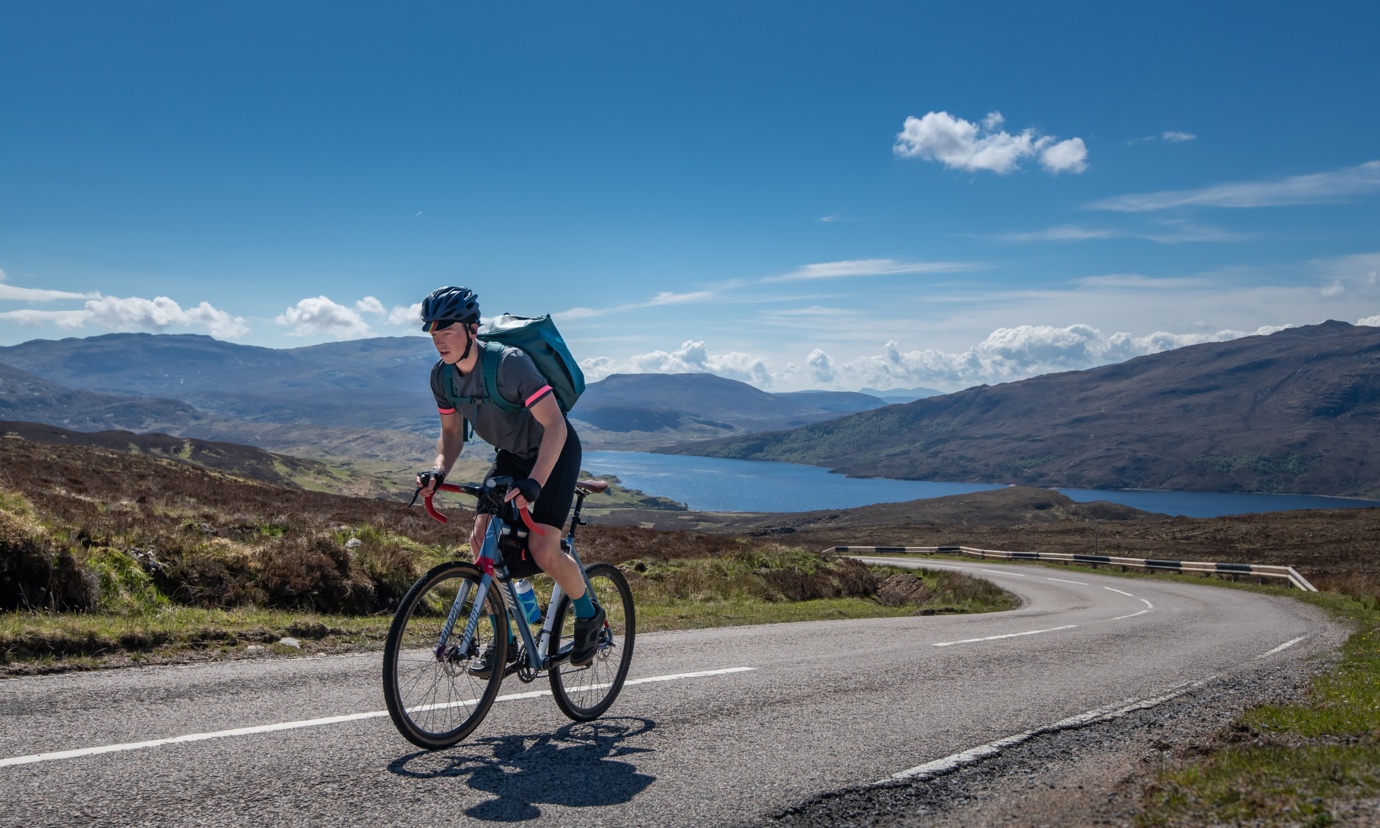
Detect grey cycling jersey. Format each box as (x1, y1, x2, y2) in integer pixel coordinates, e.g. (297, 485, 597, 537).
(429, 345, 555, 459)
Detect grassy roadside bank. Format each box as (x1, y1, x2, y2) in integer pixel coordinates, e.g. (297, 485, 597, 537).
(0, 559, 1016, 676)
(883, 554, 1380, 827)
(1136, 585, 1380, 827)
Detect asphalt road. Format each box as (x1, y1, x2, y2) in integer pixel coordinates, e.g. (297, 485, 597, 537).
(0, 559, 1346, 827)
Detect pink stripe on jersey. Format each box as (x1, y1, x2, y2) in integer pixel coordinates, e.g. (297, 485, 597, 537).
(525, 385, 553, 407)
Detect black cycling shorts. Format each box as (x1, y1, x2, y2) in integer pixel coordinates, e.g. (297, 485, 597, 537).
(487, 420, 582, 530)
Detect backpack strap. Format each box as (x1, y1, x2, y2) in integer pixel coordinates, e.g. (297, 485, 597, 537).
(478, 341, 522, 414)
(442, 341, 522, 415)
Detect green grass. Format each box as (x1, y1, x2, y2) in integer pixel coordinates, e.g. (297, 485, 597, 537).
(1135, 588, 1380, 827)
(0, 551, 1015, 674)
(0, 605, 394, 672)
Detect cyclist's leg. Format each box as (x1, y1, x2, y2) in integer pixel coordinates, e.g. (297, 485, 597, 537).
(523, 424, 586, 602)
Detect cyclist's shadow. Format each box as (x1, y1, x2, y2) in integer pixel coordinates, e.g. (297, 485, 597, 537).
(388, 717, 658, 822)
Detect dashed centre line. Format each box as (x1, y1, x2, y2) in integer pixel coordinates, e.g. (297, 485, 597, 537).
(0, 667, 755, 769)
(933, 625, 1078, 647)
(1261, 636, 1307, 658)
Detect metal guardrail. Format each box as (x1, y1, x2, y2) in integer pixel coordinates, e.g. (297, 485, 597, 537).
(828, 545, 1318, 592)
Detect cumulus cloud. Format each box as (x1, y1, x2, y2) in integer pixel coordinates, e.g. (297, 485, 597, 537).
(1090, 160, 1380, 211)
(1359, 315, 1380, 327)
(804, 324, 1285, 390)
(581, 340, 777, 387)
(805, 348, 834, 383)
(389, 301, 423, 327)
(1, 295, 248, 338)
(574, 318, 1324, 394)
(893, 110, 1088, 175)
(355, 296, 387, 316)
(276, 296, 374, 338)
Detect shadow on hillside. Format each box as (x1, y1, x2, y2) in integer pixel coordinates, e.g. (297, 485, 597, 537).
(387, 717, 658, 821)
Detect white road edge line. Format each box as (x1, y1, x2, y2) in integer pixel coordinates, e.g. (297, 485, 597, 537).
(0, 666, 756, 769)
(933, 625, 1077, 647)
(1045, 578, 1089, 585)
(1112, 610, 1149, 620)
(1103, 587, 1133, 597)
(876, 674, 1220, 785)
(981, 569, 1027, 577)
(1260, 636, 1307, 658)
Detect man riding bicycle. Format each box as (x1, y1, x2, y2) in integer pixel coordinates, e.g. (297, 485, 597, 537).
(413, 285, 603, 675)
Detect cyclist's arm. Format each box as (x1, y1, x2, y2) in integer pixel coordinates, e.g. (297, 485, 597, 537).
(518, 394, 567, 506)
(431, 410, 465, 480)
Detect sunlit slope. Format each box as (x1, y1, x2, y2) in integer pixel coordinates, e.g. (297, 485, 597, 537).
(661, 321, 1380, 498)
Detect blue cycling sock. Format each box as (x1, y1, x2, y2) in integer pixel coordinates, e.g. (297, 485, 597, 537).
(572, 591, 596, 619)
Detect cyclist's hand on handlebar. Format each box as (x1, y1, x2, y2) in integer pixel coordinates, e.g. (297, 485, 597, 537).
(410, 469, 446, 506)
(503, 477, 541, 510)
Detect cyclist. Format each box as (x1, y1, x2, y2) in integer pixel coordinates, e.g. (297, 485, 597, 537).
(413, 285, 603, 675)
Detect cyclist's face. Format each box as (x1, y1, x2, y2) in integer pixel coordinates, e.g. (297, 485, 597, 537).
(430, 325, 470, 364)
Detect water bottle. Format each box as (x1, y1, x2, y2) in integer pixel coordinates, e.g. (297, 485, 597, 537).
(512, 578, 542, 625)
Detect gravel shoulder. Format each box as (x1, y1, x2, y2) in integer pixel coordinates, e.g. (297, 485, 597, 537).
(753, 624, 1361, 827)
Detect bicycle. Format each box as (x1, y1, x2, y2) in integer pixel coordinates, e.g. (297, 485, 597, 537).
(382, 476, 636, 749)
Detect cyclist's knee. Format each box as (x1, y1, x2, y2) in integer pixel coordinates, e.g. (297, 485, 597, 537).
(527, 526, 565, 566)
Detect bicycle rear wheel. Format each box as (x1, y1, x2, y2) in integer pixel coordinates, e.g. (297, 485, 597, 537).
(549, 562, 636, 721)
(382, 561, 509, 749)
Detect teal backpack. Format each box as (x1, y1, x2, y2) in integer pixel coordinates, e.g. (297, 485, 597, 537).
(442, 313, 585, 416)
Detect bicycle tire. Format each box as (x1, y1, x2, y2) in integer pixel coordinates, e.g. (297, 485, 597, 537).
(549, 562, 636, 721)
(382, 561, 509, 749)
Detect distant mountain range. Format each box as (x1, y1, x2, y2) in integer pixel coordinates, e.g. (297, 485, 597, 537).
(0, 333, 888, 453)
(575, 374, 886, 445)
(663, 321, 1380, 498)
(859, 386, 943, 404)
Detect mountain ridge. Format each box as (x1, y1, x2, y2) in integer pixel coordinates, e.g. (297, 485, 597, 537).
(661, 321, 1380, 498)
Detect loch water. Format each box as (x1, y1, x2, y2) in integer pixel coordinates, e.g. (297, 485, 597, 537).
(582, 450, 1380, 518)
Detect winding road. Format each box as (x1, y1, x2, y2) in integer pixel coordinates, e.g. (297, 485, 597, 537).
(0, 558, 1346, 827)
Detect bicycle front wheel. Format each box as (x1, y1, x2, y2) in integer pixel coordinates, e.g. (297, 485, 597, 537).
(549, 562, 636, 721)
(382, 561, 509, 749)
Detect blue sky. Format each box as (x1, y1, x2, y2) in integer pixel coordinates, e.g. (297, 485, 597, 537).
(2, 1, 1378, 393)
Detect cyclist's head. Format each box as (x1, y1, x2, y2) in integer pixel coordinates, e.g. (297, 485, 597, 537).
(420, 286, 481, 332)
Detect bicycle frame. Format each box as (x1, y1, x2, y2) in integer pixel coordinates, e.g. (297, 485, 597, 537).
(426, 480, 599, 677)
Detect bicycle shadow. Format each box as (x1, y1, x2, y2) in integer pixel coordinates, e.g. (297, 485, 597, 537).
(388, 717, 658, 821)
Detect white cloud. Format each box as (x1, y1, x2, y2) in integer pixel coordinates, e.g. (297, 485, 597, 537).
(1129, 131, 1198, 144)
(805, 348, 834, 383)
(893, 110, 1089, 175)
(1359, 316, 1380, 327)
(558, 290, 716, 320)
(0, 295, 249, 338)
(1090, 160, 1380, 211)
(581, 340, 777, 387)
(0, 270, 100, 303)
(355, 296, 387, 316)
(766, 258, 982, 282)
(995, 219, 1247, 244)
(276, 296, 374, 338)
(802, 324, 1282, 390)
(0, 308, 91, 329)
(1039, 138, 1088, 174)
(388, 302, 423, 327)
